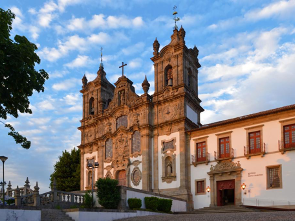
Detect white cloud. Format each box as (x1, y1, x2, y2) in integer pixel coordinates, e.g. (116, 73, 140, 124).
(39, 32, 114, 62)
(85, 71, 97, 81)
(129, 58, 142, 69)
(245, 0, 295, 21)
(64, 55, 95, 68)
(49, 70, 69, 78)
(121, 42, 145, 56)
(200, 28, 295, 124)
(208, 0, 295, 30)
(62, 93, 80, 106)
(37, 100, 55, 111)
(52, 78, 80, 91)
(28, 117, 51, 125)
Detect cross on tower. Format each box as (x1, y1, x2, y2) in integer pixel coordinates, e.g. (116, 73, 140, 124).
(119, 62, 127, 76)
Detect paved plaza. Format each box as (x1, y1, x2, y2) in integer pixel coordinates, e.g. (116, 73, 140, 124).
(119, 211, 295, 221)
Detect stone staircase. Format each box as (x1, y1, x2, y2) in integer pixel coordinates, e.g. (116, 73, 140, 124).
(41, 209, 75, 221)
(192, 205, 260, 214)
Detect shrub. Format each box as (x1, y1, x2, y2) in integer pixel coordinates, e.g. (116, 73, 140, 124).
(157, 198, 173, 213)
(144, 197, 159, 211)
(96, 178, 121, 209)
(128, 198, 142, 209)
(83, 190, 93, 208)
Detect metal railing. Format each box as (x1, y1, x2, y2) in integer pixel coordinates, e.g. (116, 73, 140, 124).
(244, 143, 265, 158)
(214, 148, 234, 161)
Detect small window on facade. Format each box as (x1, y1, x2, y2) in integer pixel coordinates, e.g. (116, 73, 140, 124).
(118, 90, 125, 106)
(196, 142, 206, 162)
(284, 124, 295, 148)
(116, 115, 128, 129)
(132, 131, 141, 154)
(105, 139, 113, 159)
(219, 137, 230, 158)
(196, 180, 205, 194)
(249, 131, 261, 154)
(89, 97, 94, 115)
(267, 165, 282, 189)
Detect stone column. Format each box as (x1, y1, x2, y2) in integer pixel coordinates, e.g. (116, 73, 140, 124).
(23, 177, 30, 195)
(97, 143, 103, 179)
(118, 186, 127, 211)
(15, 186, 21, 206)
(179, 128, 187, 189)
(7, 181, 12, 197)
(235, 171, 242, 206)
(153, 132, 159, 192)
(80, 150, 85, 190)
(33, 182, 40, 207)
(209, 174, 215, 207)
(141, 129, 150, 191)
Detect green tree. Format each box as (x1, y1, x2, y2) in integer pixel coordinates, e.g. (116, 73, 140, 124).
(50, 148, 80, 192)
(0, 8, 49, 149)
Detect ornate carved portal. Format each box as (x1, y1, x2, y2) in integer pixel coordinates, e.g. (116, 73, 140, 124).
(208, 161, 243, 207)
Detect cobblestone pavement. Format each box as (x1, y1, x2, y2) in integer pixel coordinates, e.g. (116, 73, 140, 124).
(118, 211, 295, 221)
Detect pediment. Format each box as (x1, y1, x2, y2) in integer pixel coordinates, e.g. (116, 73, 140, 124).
(208, 161, 243, 175)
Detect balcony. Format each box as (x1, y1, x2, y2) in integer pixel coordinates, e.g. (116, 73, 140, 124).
(244, 143, 265, 159)
(278, 140, 295, 154)
(191, 152, 210, 167)
(214, 148, 234, 161)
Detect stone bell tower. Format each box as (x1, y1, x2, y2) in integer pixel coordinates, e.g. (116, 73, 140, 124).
(150, 26, 203, 208)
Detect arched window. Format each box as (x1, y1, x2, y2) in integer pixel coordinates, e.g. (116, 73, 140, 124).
(165, 65, 173, 86)
(89, 97, 94, 115)
(105, 138, 113, 159)
(165, 156, 173, 177)
(132, 131, 141, 154)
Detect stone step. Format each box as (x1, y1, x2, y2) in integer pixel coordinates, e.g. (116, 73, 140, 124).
(41, 209, 75, 221)
(192, 206, 259, 214)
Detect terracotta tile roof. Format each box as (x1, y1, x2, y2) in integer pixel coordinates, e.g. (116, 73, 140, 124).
(188, 104, 295, 132)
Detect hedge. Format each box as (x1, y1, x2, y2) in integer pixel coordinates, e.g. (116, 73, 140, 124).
(96, 178, 121, 209)
(144, 197, 173, 213)
(128, 198, 142, 209)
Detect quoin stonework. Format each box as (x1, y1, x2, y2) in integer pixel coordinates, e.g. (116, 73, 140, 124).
(78, 26, 295, 210)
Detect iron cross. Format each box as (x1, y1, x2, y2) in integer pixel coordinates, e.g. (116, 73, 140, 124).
(119, 62, 127, 76)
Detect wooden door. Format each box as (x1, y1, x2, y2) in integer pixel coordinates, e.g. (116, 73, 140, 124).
(219, 137, 230, 158)
(217, 180, 235, 206)
(117, 170, 126, 186)
(249, 131, 261, 154)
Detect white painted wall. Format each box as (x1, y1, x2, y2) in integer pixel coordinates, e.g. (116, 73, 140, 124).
(0, 209, 41, 221)
(129, 156, 143, 189)
(186, 105, 198, 125)
(158, 132, 180, 189)
(66, 210, 166, 221)
(126, 190, 187, 212)
(190, 118, 295, 209)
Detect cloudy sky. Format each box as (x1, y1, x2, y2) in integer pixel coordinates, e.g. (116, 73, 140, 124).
(1, 0, 295, 193)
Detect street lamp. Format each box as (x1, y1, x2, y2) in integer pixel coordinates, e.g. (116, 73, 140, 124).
(87, 161, 99, 208)
(0, 156, 8, 206)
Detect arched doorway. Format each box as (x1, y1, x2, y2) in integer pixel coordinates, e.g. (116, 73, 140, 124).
(117, 170, 126, 186)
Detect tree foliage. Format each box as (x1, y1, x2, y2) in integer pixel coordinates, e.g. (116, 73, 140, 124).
(0, 8, 49, 149)
(96, 178, 121, 209)
(50, 148, 80, 192)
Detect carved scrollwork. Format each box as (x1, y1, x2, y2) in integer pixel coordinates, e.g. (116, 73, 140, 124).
(131, 167, 142, 186)
(208, 161, 242, 175)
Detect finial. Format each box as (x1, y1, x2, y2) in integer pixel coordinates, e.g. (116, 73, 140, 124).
(142, 75, 150, 94)
(25, 177, 30, 185)
(119, 62, 127, 77)
(173, 6, 180, 30)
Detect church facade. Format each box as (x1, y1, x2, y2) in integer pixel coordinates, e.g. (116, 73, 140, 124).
(78, 26, 295, 210)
